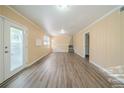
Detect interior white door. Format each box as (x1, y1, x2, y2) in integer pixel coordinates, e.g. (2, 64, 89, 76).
(0, 17, 4, 83)
(4, 20, 25, 79)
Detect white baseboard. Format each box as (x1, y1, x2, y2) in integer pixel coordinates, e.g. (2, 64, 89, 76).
(53, 51, 68, 53)
(91, 61, 124, 83)
(75, 51, 124, 84)
(0, 52, 51, 85)
(25, 52, 50, 68)
(52, 48, 68, 53)
(75, 51, 84, 58)
(75, 51, 108, 74)
(75, 52, 110, 76)
(91, 61, 108, 73)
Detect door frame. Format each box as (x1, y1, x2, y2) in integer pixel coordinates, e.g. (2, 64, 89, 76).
(0, 16, 28, 82)
(83, 31, 90, 58)
(4, 18, 28, 80)
(0, 17, 4, 83)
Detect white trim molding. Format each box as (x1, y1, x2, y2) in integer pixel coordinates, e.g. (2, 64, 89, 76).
(0, 17, 4, 83)
(6, 6, 42, 31)
(25, 52, 51, 68)
(91, 61, 124, 84)
(75, 50, 84, 58)
(78, 6, 122, 34)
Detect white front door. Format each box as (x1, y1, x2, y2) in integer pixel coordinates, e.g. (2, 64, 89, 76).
(4, 20, 26, 80)
(0, 17, 4, 83)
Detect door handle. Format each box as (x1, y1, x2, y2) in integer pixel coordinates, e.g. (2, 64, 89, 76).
(5, 51, 8, 53)
(4, 46, 8, 53)
(5, 46, 8, 49)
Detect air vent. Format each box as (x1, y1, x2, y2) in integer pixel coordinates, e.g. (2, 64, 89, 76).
(120, 6, 124, 12)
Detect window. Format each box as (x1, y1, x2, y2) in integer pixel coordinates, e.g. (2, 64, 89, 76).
(44, 35, 50, 46)
(10, 27, 23, 71)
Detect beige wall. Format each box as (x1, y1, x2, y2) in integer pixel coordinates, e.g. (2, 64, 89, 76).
(52, 35, 71, 52)
(73, 8, 124, 74)
(73, 31, 84, 56)
(0, 6, 52, 65)
(120, 11, 124, 71)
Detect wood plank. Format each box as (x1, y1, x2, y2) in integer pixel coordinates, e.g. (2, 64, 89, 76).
(0, 52, 123, 88)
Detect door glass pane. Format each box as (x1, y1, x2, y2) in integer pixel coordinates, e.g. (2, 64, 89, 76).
(10, 27, 23, 71)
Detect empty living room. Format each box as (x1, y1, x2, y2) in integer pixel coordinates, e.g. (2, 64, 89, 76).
(0, 1, 124, 92)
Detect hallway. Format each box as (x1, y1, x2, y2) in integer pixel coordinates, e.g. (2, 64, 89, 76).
(1, 53, 117, 88)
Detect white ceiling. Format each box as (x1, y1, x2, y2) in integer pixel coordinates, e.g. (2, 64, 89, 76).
(11, 5, 118, 36)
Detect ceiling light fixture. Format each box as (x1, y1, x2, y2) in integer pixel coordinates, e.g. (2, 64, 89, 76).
(60, 29, 65, 34)
(57, 5, 70, 10)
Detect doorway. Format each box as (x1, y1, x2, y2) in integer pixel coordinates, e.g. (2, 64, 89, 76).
(84, 32, 90, 60)
(0, 17, 27, 83)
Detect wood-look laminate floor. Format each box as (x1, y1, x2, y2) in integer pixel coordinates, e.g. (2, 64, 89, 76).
(1, 53, 116, 88)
